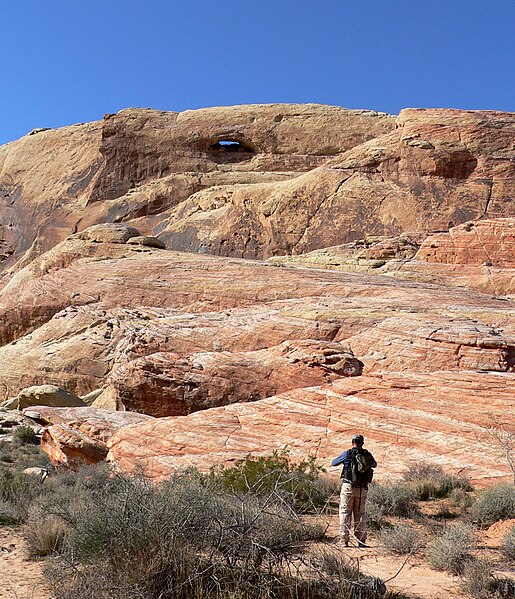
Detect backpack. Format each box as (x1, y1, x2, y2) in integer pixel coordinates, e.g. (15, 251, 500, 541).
(349, 448, 374, 488)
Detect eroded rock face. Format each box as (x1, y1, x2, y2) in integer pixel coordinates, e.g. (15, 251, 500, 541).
(38, 407, 153, 469)
(94, 340, 363, 416)
(0, 104, 395, 273)
(106, 371, 515, 486)
(267, 219, 515, 298)
(157, 108, 515, 258)
(0, 105, 514, 481)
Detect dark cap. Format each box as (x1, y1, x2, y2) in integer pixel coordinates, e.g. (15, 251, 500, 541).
(351, 434, 365, 445)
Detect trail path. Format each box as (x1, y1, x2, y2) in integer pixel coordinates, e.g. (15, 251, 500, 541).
(0, 527, 51, 599)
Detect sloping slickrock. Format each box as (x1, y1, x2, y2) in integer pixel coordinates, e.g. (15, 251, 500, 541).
(0, 228, 514, 404)
(268, 219, 515, 298)
(157, 108, 515, 258)
(0, 104, 394, 273)
(94, 340, 363, 416)
(38, 407, 153, 469)
(107, 371, 515, 486)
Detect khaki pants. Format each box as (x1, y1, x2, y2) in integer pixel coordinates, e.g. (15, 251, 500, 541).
(339, 482, 368, 543)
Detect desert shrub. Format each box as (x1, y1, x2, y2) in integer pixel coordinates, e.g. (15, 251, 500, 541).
(13, 425, 39, 445)
(450, 487, 474, 515)
(427, 522, 475, 574)
(0, 467, 42, 522)
(379, 524, 421, 555)
(402, 461, 472, 500)
(502, 525, 515, 560)
(208, 450, 339, 513)
(40, 464, 388, 599)
(367, 481, 418, 520)
(0, 439, 51, 470)
(471, 483, 515, 525)
(463, 559, 515, 599)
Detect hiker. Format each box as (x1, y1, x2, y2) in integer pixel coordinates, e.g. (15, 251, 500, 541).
(332, 434, 377, 547)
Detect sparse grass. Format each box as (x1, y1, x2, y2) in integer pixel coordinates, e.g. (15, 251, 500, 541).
(402, 461, 472, 501)
(471, 483, 515, 525)
(427, 522, 475, 574)
(502, 525, 515, 560)
(25, 514, 67, 556)
(379, 524, 421, 555)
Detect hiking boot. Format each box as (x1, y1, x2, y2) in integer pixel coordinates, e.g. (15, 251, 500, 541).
(357, 541, 369, 548)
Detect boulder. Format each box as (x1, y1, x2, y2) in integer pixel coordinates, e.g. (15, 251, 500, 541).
(1, 385, 85, 411)
(38, 407, 154, 469)
(94, 340, 363, 416)
(126, 236, 166, 249)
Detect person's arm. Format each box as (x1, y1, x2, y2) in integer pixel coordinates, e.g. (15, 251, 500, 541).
(369, 453, 377, 469)
(331, 450, 350, 467)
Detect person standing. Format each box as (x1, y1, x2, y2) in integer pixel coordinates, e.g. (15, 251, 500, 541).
(331, 434, 377, 547)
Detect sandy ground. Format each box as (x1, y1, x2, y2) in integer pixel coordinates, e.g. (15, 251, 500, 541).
(0, 527, 51, 599)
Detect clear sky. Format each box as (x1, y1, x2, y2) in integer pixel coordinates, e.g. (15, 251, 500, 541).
(1, 1, 514, 144)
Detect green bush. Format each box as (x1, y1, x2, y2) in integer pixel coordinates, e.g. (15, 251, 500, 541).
(367, 481, 418, 520)
(502, 525, 515, 560)
(379, 524, 421, 555)
(402, 461, 472, 500)
(208, 450, 339, 513)
(471, 484, 515, 525)
(13, 425, 39, 445)
(427, 523, 475, 574)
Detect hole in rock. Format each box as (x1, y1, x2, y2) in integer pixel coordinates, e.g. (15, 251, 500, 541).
(208, 138, 256, 163)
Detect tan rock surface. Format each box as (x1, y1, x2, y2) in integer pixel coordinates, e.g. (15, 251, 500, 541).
(158, 108, 515, 258)
(1, 384, 85, 410)
(0, 104, 394, 273)
(107, 370, 515, 486)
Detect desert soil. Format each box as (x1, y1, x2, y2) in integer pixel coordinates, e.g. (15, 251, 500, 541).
(0, 527, 51, 599)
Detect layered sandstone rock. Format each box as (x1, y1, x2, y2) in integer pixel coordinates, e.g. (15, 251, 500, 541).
(107, 371, 515, 486)
(95, 340, 363, 416)
(0, 104, 514, 481)
(268, 218, 515, 298)
(38, 407, 153, 469)
(1, 227, 513, 402)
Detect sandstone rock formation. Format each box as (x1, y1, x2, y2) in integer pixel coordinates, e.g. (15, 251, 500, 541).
(107, 371, 515, 486)
(269, 218, 515, 298)
(37, 407, 153, 469)
(95, 340, 363, 416)
(0, 104, 394, 273)
(0, 103, 514, 481)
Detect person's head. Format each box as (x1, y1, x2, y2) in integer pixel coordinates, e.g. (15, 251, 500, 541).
(351, 434, 364, 448)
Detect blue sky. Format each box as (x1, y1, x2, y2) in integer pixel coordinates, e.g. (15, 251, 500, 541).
(1, 1, 514, 144)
